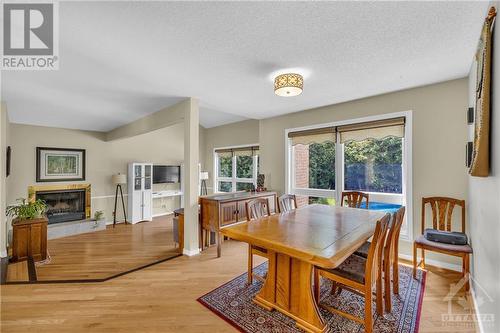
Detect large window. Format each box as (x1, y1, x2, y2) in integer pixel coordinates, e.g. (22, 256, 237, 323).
(215, 146, 259, 193)
(287, 114, 412, 240)
(344, 137, 402, 194)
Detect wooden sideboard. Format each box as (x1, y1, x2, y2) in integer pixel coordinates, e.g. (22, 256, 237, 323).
(11, 217, 48, 262)
(199, 191, 277, 257)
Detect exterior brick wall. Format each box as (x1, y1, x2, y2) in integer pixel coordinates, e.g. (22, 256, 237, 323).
(293, 145, 309, 207)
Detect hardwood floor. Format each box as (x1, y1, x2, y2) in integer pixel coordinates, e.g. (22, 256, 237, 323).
(1, 236, 478, 333)
(6, 216, 179, 282)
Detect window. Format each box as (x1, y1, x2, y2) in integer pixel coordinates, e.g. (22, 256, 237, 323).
(214, 145, 259, 193)
(287, 113, 412, 240)
(289, 127, 336, 207)
(344, 137, 402, 194)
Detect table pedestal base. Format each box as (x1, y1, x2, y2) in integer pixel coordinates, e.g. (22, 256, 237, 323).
(253, 250, 326, 333)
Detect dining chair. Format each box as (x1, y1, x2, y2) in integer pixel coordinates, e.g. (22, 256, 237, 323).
(277, 194, 298, 213)
(413, 197, 472, 290)
(314, 214, 390, 333)
(355, 206, 406, 312)
(245, 198, 271, 284)
(341, 191, 369, 208)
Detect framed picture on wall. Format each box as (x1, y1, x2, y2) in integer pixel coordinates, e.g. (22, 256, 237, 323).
(36, 147, 86, 182)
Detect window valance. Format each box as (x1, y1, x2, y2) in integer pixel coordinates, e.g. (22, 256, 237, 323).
(287, 127, 336, 146)
(215, 146, 259, 157)
(338, 117, 405, 143)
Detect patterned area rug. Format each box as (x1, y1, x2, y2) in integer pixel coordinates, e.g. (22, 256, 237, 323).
(198, 262, 426, 333)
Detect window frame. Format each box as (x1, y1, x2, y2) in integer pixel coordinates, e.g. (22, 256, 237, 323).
(285, 111, 413, 241)
(214, 144, 260, 193)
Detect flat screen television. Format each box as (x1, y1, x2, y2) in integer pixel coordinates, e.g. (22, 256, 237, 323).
(153, 165, 180, 184)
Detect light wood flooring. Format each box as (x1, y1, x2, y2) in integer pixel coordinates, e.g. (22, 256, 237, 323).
(1, 228, 478, 332)
(6, 216, 179, 282)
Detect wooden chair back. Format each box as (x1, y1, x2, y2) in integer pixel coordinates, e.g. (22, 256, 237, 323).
(366, 214, 390, 284)
(385, 206, 405, 260)
(341, 191, 369, 209)
(421, 197, 465, 233)
(246, 198, 271, 221)
(278, 194, 298, 213)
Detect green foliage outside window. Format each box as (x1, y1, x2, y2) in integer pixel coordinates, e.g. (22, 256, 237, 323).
(218, 156, 232, 177)
(308, 142, 335, 190)
(309, 197, 336, 206)
(344, 137, 402, 193)
(236, 156, 253, 178)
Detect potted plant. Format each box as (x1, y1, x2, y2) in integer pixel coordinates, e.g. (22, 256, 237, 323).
(93, 210, 104, 227)
(6, 198, 48, 262)
(6, 198, 47, 222)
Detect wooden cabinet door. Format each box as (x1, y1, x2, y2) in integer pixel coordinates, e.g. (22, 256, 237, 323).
(219, 202, 237, 226)
(237, 200, 248, 222)
(12, 225, 29, 262)
(29, 223, 47, 261)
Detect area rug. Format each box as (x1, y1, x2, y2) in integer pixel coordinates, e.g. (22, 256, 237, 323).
(198, 262, 426, 333)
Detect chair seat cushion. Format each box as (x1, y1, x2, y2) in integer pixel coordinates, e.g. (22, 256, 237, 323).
(323, 254, 367, 284)
(354, 241, 371, 258)
(415, 235, 473, 253)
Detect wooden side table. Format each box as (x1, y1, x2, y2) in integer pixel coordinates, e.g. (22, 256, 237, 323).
(11, 217, 48, 262)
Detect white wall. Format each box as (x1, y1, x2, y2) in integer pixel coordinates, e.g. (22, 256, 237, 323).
(467, 3, 500, 332)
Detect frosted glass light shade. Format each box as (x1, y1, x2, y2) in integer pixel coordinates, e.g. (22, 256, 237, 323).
(112, 173, 127, 185)
(274, 73, 303, 97)
(200, 171, 209, 180)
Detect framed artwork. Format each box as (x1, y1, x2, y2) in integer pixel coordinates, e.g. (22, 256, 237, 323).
(36, 147, 86, 182)
(6, 146, 11, 177)
(469, 7, 496, 177)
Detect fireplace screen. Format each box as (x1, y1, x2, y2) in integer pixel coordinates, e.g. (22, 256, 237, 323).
(36, 189, 86, 224)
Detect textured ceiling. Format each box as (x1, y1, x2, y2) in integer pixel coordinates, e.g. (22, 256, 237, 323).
(1, 1, 489, 130)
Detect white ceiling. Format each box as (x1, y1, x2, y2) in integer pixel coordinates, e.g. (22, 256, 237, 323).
(1, 1, 489, 131)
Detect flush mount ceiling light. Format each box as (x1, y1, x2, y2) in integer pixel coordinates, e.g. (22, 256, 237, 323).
(274, 73, 303, 97)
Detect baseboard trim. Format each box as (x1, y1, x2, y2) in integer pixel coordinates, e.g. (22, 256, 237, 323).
(398, 253, 462, 272)
(182, 248, 201, 256)
(470, 282, 487, 333)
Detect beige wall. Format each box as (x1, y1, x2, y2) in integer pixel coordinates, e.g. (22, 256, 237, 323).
(467, 2, 500, 331)
(6, 122, 188, 241)
(0, 103, 9, 257)
(203, 119, 260, 192)
(207, 79, 469, 264)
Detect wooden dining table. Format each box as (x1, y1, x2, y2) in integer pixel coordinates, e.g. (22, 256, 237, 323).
(221, 204, 387, 333)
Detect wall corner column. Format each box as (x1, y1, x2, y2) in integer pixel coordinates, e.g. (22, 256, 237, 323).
(183, 98, 200, 255)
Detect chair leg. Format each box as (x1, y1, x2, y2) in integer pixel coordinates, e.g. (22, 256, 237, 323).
(464, 254, 470, 292)
(413, 243, 417, 279)
(376, 274, 383, 315)
(393, 258, 400, 295)
(313, 269, 320, 302)
(384, 260, 392, 313)
(365, 289, 373, 333)
(421, 248, 425, 269)
(217, 232, 222, 258)
(247, 245, 253, 284)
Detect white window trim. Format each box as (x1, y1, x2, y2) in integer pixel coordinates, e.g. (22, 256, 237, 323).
(213, 143, 260, 193)
(285, 111, 413, 241)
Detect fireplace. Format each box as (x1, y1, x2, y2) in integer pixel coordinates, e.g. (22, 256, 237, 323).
(28, 184, 91, 225)
(36, 189, 86, 224)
